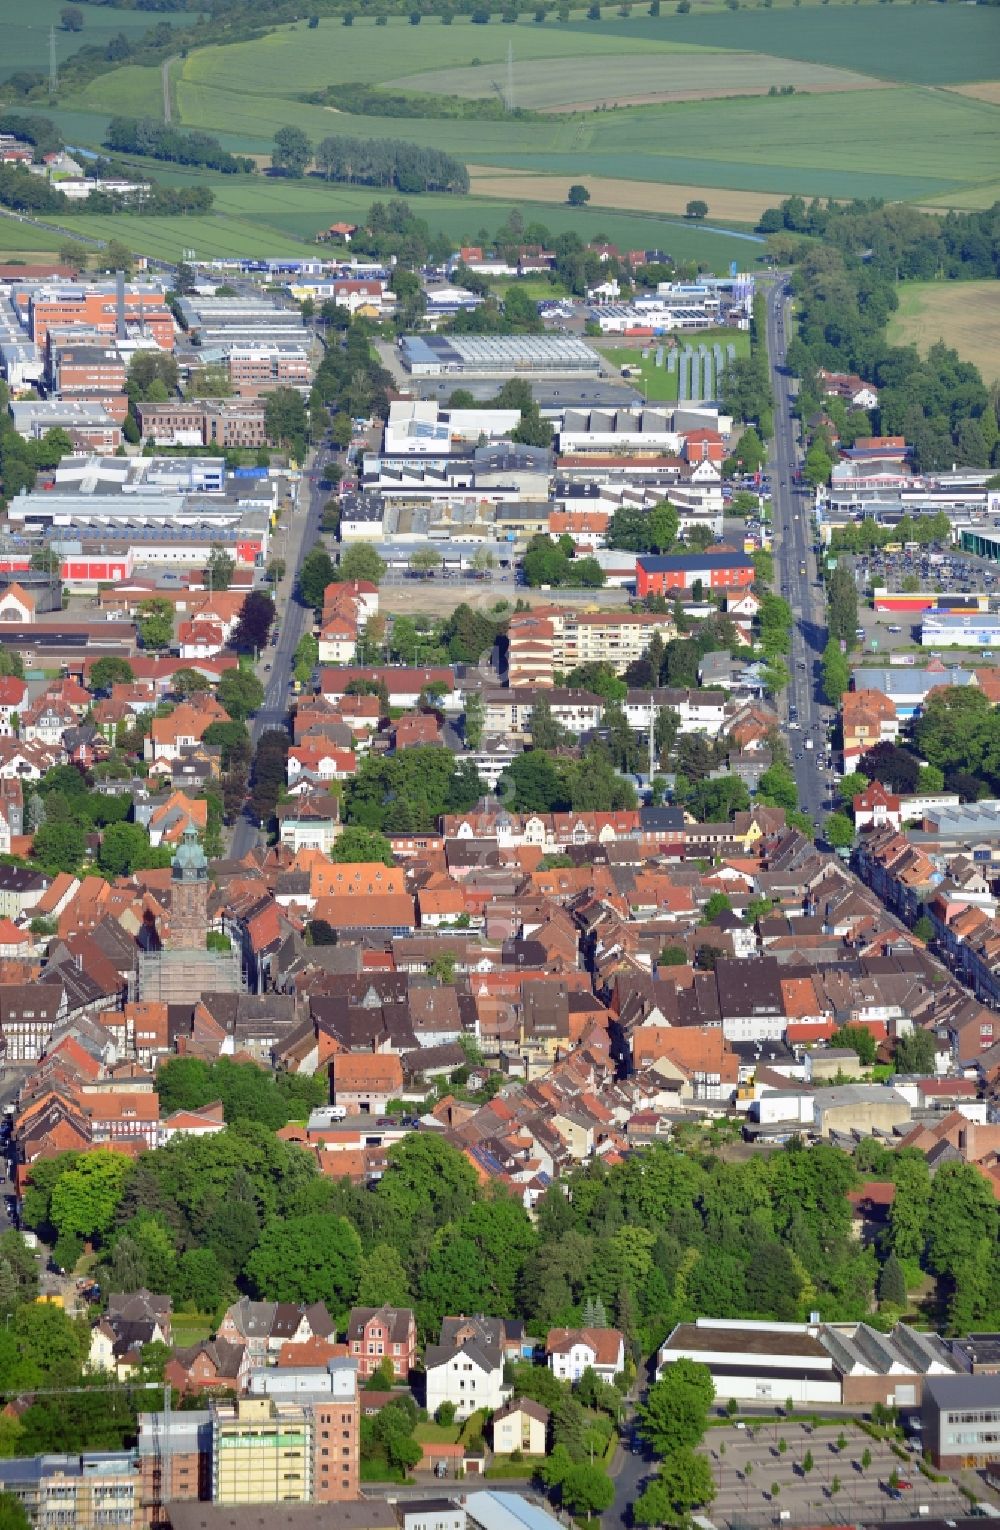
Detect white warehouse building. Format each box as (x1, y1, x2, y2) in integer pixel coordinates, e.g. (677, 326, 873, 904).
(657, 1319, 841, 1406)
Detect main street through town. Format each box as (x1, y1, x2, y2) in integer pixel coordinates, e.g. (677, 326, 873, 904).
(228, 441, 332, 860)
(763, 278, 831, 829)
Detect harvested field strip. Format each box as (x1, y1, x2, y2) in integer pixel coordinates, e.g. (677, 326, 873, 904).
(466, 169, 778, 223)
(947, 82, 1000, 107)
(391, 52, 888, 111)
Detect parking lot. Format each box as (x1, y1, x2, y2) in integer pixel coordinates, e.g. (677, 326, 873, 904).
(701, 1419, 973, 1528)
(843, 542, 1000, 658)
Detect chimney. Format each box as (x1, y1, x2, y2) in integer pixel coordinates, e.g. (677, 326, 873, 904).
(115, 270, 126, 341)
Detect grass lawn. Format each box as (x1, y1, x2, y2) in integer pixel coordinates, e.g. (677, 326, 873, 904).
(414, 1422, 461, 1445)
(170, 1313, 214, 1346)
(486, 1458, 538, 1478)
(361, 1456, 407, 1483)
(600, 345, 679, 402)
(887, 279, 1000, 386)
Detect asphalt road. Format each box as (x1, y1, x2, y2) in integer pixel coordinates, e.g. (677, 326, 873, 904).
(228, 445, 331, 860)
(763, 280, 831, 828)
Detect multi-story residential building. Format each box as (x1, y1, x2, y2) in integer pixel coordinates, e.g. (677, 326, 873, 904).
(425, 1318, 524, 1421)
(346, 1306, 417, 1380)
(505, 608, 677, 687)
(636, 551, 755, 597)
(841, 687, 899, 769)
(0, 1451, 139, 1529)
(483, 688, 603, 738)
(491, 1400, 550, 1456)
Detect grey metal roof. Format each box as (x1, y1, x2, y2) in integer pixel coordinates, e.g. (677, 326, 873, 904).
(924, 1371, 1000, 1408)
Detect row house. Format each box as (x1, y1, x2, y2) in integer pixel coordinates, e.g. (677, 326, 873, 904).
(842, 688, 899, 770)
(855, 826, 937, 926)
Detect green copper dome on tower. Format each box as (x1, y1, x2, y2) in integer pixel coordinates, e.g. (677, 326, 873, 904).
(172, 824, 208, 881)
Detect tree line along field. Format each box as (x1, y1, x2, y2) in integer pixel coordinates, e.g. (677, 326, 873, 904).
(887, 281, 1000, 388)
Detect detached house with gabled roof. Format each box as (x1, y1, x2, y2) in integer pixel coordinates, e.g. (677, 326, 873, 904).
(330, 1051, 404, 1115)
(425, 1317, 525, 1421)
(546, 1326, 625, 1383)
(144, 696, 228, 764)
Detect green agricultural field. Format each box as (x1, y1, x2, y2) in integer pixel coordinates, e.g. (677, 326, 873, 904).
(0, 0, 187, 85)
(178, 15, 717, 98)
(484, 87, 1000, 203)
(159, 20, 1000, 208)
(30, 5, 1000, 254)
(70, 65, 165, 121)
(51, 177, 760, 267)
(0, 215, 70, 252)
(565, 6, 1000, 85)
(52, 212, 312, 263)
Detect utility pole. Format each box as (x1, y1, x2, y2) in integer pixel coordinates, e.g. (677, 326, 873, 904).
(48, 26, 58, 97)
(506, 41, 514, 114)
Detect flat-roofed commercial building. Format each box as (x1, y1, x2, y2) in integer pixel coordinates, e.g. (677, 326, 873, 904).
(401, 333, 600, 378)
(922, 1373, 1000, 1468)
(228, 346, 311, 397)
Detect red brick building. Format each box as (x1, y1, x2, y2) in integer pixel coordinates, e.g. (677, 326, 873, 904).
(346, 1305, 417, 1380)
(636, 551, 756, 598)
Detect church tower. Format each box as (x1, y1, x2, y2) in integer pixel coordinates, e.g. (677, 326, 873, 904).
(168, 825, 209, 950)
